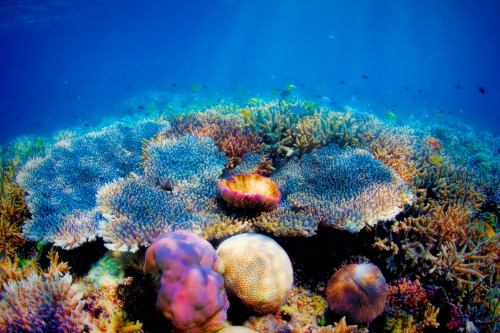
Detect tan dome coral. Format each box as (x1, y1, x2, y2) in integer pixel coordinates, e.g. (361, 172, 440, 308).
(216, 233, 293, 314)
(217, 174, 280, 210)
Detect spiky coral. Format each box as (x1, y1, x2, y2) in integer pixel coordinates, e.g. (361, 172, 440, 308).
(0, 249, 88, 332)
(242, 100, 358, 157)
(385, 278, 439, 331)
(0, 160, 28, 258)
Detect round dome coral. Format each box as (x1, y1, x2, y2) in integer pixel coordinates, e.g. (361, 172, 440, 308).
(217, 174, 281, 210)
(326, 263, 387, 323)
(216, 233, 293, 314)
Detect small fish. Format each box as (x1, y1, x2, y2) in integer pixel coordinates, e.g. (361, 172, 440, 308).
(240, 108, 252, 118)
(457, 109, 464, 114)
(328, 35, 335, 39)
(361, 75, 369, 79)
(126, 85, 132, 89)
(191, 84, 201, 92)
(339, 81, 345, 84)
(249, 98, 259, 104)
(148, 105, 157, 111)
(430, 155, 442, 165)
(466, 144, 471, 151)
(478, 86, 486, 94)
(137, 106, 144, 110)
(270, 89, 280, 95)
(455, 84, 461, 89)
(386, 112, 397, 121)
(286, 84, 296, 91)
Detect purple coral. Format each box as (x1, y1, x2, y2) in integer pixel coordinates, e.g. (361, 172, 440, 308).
(143, 230, 229, 333)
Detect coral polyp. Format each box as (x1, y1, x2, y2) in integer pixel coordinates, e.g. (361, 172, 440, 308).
(218, 174, 281, 210)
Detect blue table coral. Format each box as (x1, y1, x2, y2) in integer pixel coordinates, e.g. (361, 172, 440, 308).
(16, 120, 171, 249)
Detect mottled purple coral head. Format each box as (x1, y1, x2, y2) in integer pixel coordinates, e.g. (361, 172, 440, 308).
(144, 230, 228, 333)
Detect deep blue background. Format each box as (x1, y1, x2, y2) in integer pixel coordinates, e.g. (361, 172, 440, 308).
(0, 0, 499, 144)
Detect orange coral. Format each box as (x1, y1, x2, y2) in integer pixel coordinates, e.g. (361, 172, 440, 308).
(0, 160, 29, 258)
(425, 137, 442, 152)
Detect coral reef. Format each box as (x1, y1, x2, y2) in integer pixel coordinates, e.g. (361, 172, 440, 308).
(216, 233, 293, 314)
(218, 174, 281, 210)
(326, 263, 387, 323)
(16, 120, 170, 249)
(143, 230, 228, 333)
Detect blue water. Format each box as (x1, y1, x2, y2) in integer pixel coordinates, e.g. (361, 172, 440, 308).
(1, 0, 499, 145)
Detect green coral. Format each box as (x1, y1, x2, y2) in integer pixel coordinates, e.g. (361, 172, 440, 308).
(384, 315, 417, 333)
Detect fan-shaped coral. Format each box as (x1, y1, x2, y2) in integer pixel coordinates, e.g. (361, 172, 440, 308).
(218, 174, 281, 210)
(216, 233, 293, 314)
(326, 263, 387, 323)
(143, 230, 228, 333)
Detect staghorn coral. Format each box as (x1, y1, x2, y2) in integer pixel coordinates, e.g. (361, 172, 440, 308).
(143, 230, 228, 333)
(0, 160, 28, 258)
(242, 100, 358, 157)
(273, 143, 413, 232)
(216, 233, 293, 314)
(16, 119, 170, 249)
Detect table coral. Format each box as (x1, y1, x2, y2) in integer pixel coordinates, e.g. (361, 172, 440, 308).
(216, 233, 293, 314)
(143, 230, 228, 333)
(273, 143, 413, 232)
(16, 119, 170, 249)
(97, 135, 226, 251)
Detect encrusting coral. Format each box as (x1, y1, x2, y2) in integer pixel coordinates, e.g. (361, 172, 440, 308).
(143, 230, 228, 333)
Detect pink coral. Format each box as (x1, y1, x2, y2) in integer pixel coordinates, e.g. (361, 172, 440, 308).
(143, 230, 229, 333)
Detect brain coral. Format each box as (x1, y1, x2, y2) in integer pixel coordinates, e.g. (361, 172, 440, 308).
(144, 230, 228, 333)
(326, 263, 387, 323)
(272, 143, 413, 232)
(15, 119, 170, 249)
(216, 233, 293, 314)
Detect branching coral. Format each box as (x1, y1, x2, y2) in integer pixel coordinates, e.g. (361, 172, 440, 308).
(242, 100, 358, 157)
(385, 278, 439, 331)
(0, 160, 28, 257)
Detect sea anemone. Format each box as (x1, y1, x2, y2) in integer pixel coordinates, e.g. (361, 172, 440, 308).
(218, 174, 281, 210)
(326, 263, 387, 323)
